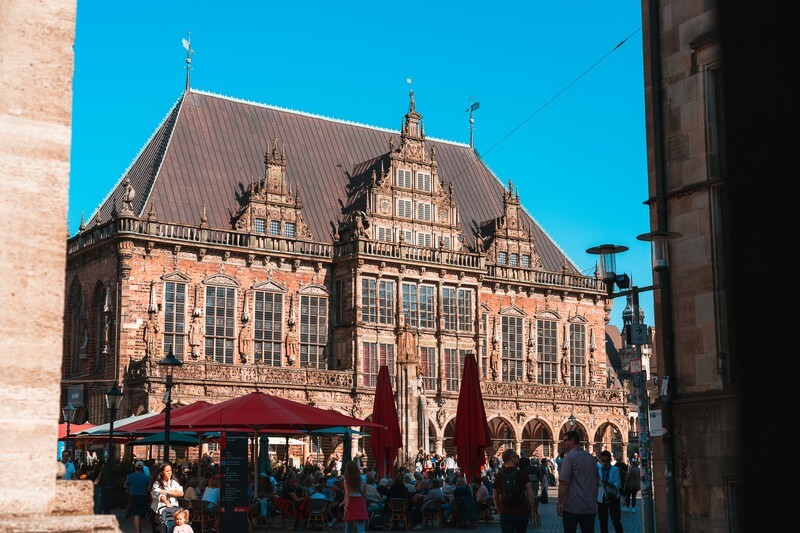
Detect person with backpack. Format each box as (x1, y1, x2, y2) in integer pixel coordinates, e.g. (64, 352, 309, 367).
(492, 449, 537, 533)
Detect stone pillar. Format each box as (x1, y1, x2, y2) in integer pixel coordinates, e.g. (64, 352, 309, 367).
(0, 1, 119, 530)
(396, 322, 419, 465)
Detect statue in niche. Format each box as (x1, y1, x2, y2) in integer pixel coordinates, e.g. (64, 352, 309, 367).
(561, 354, 570, 384)
(490, 342, 500, 381)
(143, 313, 160, 358)
(239, 321, 253, 364)
(526, 349, 536, 382)
(102, 316, 112, 354)
(188, 314, 204, 360)
(285, 325, 299, 365)
(588, 354, 597, 386)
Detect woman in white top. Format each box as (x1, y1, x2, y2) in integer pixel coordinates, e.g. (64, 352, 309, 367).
(150, 462, 184, 515)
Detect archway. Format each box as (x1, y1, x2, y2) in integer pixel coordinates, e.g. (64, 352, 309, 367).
(557, 421, 590, 453)
(488, 417, 515, 457)
(522, 419, 553, 459)
(592, 422, 625, 458)
(443, 419, 456, 458)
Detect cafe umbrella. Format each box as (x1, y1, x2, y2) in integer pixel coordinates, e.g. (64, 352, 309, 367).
(452, 352, 492, 482)
(370, 365, 403, 479)
(168, 391, 382, 501)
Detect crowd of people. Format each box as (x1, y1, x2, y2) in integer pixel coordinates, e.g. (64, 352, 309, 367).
(60, 440, 641, 533)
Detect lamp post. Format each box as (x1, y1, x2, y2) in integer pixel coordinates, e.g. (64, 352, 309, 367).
(62, 402, 77, 460)
(104, 382, 123, 514)
(158, 345, 183, 464)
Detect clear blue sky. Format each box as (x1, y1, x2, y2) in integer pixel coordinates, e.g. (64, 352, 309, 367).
(69, 1, 653, 329)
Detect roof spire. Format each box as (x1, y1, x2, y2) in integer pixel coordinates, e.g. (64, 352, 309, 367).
(181, 31, 195, 92)
(465, 96, 480, 150)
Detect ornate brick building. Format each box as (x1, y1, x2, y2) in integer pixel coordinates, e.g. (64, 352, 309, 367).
(62, 88, 628, 465)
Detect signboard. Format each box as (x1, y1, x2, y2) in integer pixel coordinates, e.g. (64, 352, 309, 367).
(67, 385, 83, 407)
(625, 323, 649, 345)
(219, 432, 250, 531)
(649, 409, 663, 437)
(629, 359, 642, 374)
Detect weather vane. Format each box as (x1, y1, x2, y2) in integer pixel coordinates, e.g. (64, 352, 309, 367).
(181, 31, 195, 92)
(466, 96, 480, 151)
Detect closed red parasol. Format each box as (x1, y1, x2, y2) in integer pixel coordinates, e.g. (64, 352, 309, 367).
(452, 353, 492, 482)
(370, 366, 402, 479)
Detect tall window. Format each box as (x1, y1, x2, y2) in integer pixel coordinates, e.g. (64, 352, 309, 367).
(362, 342, 395, 387)
(396, 169, 412, 188)
(361, 278, 377, 323)
(164, 281, 187, 360)
(254, 291, 282, 365)
(442, 288, 457, 330)
(205, 285, 235, 364)
(402, 283, 418, 328)
(537, 319, 558, 384)
(481, 313, 489, 379)
(502, 316, 524, 381)
(378, 280, 394, 325)
(300, 295, 328, 369)
(445, 348, 467, 391)
(457, 289, 473, 332)
(420, 346, 437, 390)
(419, 285, 435, 329)
(569, 323, 587, 387)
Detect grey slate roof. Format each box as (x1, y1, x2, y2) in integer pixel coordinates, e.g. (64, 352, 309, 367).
(88, 89, 578, 274)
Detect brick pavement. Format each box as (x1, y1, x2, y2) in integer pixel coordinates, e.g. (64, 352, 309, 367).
(114, 487, 643, 532)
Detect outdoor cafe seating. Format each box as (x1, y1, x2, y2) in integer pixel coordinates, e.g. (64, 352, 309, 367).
(387, 498, 410, 530)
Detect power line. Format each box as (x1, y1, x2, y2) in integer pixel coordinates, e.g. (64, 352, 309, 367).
(452, 27, 642, 180)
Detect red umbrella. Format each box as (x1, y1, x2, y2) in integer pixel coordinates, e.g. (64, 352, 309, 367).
(452, 353, 492, 482)
(116, 400, 213, 434)
(169, 391, 381, 432)
(370, 366, 402, 479)
(58, 422, 95, 439)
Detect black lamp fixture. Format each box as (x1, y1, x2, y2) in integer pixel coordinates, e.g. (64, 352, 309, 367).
(62, 402, 77, 459)
(568, 413, 576, 428)
(158, 345, 183, 464)
(103, 382, 123, 514)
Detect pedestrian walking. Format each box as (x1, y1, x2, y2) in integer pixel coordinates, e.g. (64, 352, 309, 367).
(124, 460, 151, 533)
(493, 449, 537, 533)
(623, 460, 641, 511)
(597, 450, 623, 533)
(556, 430, 599, 533)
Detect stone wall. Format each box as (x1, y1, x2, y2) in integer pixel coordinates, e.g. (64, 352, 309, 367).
(0, 0, 119, 530)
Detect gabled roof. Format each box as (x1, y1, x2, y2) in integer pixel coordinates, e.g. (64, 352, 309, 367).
(89, 89, 578, 274)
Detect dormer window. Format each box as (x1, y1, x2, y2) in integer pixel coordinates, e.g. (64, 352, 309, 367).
(269, 220, 280, 235)
(522, 255, 531, 268)
(416, 172, 431, 192)
(396, 169, 412, 188)
(416, 202, 431, 221)
(510, 253, 519, 266)
(397, 199, 413, 218)
(498, 251, 508, 264)
(284, 222, 296, 238)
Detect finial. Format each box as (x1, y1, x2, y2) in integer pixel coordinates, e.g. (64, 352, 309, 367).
(79, 213, 86, 232)
(181, 31, 195, 92)
(409, 89, 415, 112)
(148, 200, 157, 219)
(200, 203, 207, 225)
(430, 145, 436, 162)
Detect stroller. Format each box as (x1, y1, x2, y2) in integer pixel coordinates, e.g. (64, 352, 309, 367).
(154, 505, 179, 533)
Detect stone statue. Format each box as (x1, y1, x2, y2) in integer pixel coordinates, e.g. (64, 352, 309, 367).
(102, 316, 111, 354)
(239, 321, 253, 364)
(143, 314, 160, 358)
(188, 314, 203, 359)
(561, 353, 570, 384)
(490, 341, 500, 381)
(526, 349, 536, 382)
(588, 354, 597, 386)
(285, 326, 299, 365)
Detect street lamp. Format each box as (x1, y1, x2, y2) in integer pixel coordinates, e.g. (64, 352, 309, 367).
(62, 402, 77, 460)
(104, 382, 123, 514)
(568, 413, 576, 428)
(587, 243, 656, 533)
(158, 345, 183, 464)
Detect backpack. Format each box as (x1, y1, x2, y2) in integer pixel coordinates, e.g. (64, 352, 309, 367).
(500, 467, 525, 503)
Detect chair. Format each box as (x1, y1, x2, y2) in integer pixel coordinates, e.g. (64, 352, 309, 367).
(191, 499, 219, 533)
(306, 498, 329, 530)
(421, 499, 444, 529)
(274, 497, 296, 529)
(387, 498, 409, 530)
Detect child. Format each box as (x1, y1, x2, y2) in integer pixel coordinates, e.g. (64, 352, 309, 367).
(172, 508, 193, 533)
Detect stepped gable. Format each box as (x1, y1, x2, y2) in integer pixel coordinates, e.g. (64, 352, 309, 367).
(88, 89, 578, 274)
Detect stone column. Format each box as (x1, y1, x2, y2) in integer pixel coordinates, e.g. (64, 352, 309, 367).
(0, 1, 119, 530)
